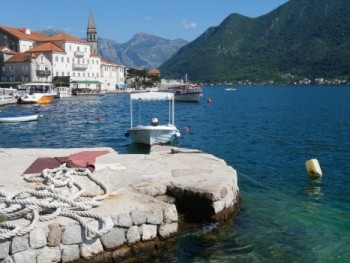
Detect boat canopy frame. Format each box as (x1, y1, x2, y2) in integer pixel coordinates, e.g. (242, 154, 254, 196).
(129, 92, 175, 128)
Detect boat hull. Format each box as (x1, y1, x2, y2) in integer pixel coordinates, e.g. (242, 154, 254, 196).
(0, 113, 38, 123)
(54, 87, 72, 98)
(18, 94, 54, 104)
(127, 125, 180, 146)
(166, 84, 203, 102)
(174, 92, 202, 102)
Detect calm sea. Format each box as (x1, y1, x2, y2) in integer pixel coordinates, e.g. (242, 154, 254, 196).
(1, 86, 350, 262)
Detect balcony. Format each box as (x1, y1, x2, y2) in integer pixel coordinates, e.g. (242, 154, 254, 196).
(73, 63, 88, 70)
(36, 70, 51, 77)
(74, 51, 85, 57)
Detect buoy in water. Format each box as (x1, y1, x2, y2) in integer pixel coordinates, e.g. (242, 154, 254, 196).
(184, 126, 190, 133)
(207, 98, 212, 103)
(305, 158, 323, 177)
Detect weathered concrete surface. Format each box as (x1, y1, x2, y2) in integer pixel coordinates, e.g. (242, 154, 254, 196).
(0, 146, 239, 262)
(0, 98, 17, 106)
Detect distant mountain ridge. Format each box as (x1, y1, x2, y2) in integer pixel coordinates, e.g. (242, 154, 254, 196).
(159, 0, 350, 84)
(41, 29, 188, 69)
(98, 33, 188, 69)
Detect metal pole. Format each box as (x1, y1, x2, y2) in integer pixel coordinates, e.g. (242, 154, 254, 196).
(130, 98, 133, 128)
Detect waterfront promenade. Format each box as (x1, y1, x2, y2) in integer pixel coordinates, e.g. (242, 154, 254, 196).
(0, 146, 239, 263)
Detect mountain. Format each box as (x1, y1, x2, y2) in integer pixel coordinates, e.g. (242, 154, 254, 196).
(98, 33, 188, 69)
(41, 29, 188, 69)
(159, 0, 350, 84)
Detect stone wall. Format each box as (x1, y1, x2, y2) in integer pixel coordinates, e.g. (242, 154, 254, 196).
(0, 204, 178, 263)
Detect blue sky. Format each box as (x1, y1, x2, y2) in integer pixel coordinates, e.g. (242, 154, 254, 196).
(1, 0, 289, 43)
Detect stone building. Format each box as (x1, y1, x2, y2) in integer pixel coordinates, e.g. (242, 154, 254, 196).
(0, 13, 126, 91)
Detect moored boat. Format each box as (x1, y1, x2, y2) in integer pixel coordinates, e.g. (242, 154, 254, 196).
(54, 86, 72, 98)
(125, 92, 181, 146)
(167, 83, 203, 102)
(0, 112, 38, 123)
(72, 88, 105, 96)
(17, 83, 56, 104)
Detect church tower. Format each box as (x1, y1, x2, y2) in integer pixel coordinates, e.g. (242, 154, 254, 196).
(87, 12, 98, 54)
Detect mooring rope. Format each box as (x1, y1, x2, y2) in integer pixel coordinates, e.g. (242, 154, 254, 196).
(0, 165, 113, 240)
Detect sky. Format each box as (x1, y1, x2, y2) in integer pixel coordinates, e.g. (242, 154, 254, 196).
(1, 0, 289, 43)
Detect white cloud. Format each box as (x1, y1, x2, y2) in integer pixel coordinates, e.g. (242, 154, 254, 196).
(182, 19, 196, 29)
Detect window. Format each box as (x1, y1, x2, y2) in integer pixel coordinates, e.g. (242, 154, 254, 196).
(61, 57, 64, 63)
(55, 56, 58, 62)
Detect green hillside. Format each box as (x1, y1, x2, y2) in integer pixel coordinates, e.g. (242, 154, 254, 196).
(159, 0, 350, 84)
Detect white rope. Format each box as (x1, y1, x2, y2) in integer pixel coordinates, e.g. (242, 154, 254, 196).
(0, 165, 113, 240)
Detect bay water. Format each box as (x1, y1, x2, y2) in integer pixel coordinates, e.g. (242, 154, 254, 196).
(1, 86, 350, 262)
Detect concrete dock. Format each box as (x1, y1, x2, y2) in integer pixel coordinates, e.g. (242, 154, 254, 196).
(0, 146, 239, 263)
(0, 98, 17, 107)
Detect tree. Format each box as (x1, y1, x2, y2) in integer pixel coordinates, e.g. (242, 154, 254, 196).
(126, 68, 160, 88)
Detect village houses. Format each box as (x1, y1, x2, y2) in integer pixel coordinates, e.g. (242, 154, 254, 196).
(0, 13, 126, 92)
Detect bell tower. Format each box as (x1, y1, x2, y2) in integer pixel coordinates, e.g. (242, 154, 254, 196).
(87, 12, 98, 54)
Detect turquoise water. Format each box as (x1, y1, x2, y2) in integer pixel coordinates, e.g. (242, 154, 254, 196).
(1, 86, 350, 262)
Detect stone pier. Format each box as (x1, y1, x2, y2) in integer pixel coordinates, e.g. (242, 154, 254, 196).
(0, 146, 239, 263)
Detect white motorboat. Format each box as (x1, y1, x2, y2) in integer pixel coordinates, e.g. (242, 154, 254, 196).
(125, 92, 181, 146)
(54, 86, 72, 98)
(167, 83, 203, 102)
(225, 88, 237, 91)
(0, 112, 38, 123)
(17, 83, 56, 104)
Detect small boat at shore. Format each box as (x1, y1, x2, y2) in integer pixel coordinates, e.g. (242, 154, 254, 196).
(0, 112, 38, 123)
(17, 83, 56, 104)
(54, 86, 72, 98)
(125, 92, 181, 146)
(72, 88, 105, 96)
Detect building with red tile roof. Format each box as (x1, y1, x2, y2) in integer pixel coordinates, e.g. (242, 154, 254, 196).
(0, 14, 126, 91)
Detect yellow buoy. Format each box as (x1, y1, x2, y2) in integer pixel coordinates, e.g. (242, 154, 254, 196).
(305, 159, 323, 177)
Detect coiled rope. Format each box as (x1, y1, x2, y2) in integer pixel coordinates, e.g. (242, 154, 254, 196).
(0, 165, 113, 240)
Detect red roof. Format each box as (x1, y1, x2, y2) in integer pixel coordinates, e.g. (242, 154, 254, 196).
(0, 46, 15, 54)
(5, 52, 37, 63)
(148, 69, 160, 75)
(27, 42, 64, 53)
(0, 26, 48, 41)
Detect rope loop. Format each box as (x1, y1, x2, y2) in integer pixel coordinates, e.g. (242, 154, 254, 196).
(0, 165, 111, 240)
